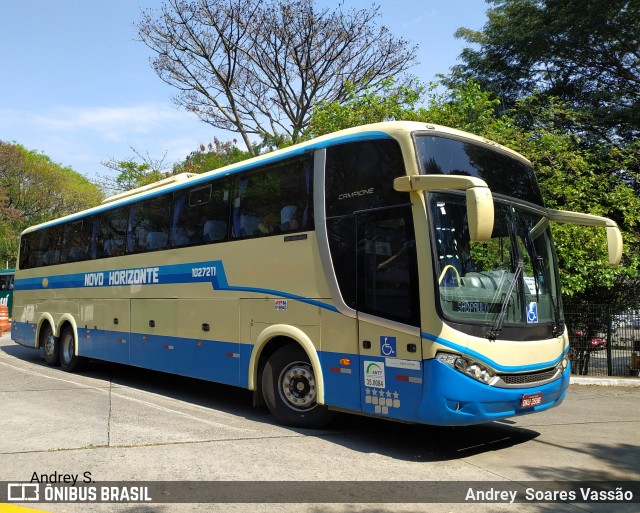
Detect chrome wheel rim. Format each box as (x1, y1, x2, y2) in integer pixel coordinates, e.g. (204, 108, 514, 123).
(278, 362, 317, 411)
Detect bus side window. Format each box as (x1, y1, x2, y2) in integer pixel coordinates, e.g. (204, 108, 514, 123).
(231, 155, 313, 240)
(172, 180, 230, 247)
(40, 225, 63, 266)
(61, 219, 91, 263)
(99, 206, 129, 258)
(128, 195, 172, 253)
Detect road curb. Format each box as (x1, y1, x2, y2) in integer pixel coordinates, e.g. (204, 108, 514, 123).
(570, 376, 640, 387)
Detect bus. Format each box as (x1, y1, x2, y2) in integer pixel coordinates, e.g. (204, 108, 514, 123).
(11, 122, 623, 428)
(0, 268, 15, 317)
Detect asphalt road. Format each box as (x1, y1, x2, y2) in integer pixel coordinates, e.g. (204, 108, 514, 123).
(1, 331, 639, 513)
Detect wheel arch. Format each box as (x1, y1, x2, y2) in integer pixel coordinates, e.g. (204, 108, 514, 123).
(36, 313, 56, 348)
(248, 324, 325, 405)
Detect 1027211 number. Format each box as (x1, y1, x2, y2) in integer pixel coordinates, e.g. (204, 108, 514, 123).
(192, 266, 217, 278)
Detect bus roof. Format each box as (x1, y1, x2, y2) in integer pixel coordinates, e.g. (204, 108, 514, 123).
(20, 121, 531, 234)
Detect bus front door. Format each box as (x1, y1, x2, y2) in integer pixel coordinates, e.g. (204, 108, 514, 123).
(356, 206, 423, 422)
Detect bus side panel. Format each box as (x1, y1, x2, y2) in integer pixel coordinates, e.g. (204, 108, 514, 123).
(131, 299, 175, 371)
(79, 299, 103, 359)
(174, 299, 240, 386)
(318, 310, 361, 412)
(101, 299, 131, 365)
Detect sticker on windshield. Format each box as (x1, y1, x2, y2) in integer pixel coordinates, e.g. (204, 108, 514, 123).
(524, 276, 537, 295)
(526, 302, 539, 323)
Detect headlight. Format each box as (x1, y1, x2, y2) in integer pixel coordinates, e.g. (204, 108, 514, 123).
(436, 352, 497, 385)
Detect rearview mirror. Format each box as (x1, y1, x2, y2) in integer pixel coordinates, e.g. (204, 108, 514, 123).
(393, 175, 494, 241)
(547, 208, 623, 267)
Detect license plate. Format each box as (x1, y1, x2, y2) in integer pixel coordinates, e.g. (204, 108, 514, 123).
(521, 393, 543, 408)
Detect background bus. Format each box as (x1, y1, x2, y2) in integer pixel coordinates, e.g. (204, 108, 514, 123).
(10, 122, 622, 428)
(0, 268, 14, 317)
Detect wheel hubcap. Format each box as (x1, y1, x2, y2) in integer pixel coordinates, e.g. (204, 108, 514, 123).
(279, 362, 317, 411)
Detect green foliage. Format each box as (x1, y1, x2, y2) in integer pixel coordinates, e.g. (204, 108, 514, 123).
(450, 0, 640, 145)
(173, 139, 250, 175)
(99, 148, 170, 194)
(0, 141, 103, 267)
(307, 79, 423, 137)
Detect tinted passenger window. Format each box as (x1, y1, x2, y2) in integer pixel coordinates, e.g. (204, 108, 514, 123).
(172, 179, 231, 246)
(61, 220, 92, 263)
(128, 195, 172, 253)
(231, 156, 313, 239)
(95, 206, 129, 258)
(325, 139, 407, 218)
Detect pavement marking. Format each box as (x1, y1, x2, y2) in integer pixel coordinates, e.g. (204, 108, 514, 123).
(0, 360, 251, 432)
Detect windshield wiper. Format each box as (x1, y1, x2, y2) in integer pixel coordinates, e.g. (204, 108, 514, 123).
(487, 259, 524, 341)
(527, 233, 563, 337)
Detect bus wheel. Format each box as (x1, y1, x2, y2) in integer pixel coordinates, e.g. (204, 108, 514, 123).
(59, 326, 85, 372)
(41, 324, 60, 367)
(262, 345, 334, 428)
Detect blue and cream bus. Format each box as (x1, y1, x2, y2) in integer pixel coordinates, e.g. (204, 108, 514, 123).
(11, 122, 622, 427)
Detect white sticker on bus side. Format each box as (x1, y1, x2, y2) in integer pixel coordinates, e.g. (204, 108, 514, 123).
(364, 361, 385, 389)
(385, 358, 421, 371)
(274, 300, 288, 311)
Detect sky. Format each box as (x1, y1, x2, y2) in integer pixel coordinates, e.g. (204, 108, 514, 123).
(0, 0, 489, 182)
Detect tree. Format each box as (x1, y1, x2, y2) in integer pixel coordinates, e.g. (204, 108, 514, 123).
(137, 0, 418, 155)
(0, 142, 103, 267)
(449, 0, 640, 144)
(173, 138, 250, 175)
(99, 147, 169, 194)
(306, 78, 424, 138)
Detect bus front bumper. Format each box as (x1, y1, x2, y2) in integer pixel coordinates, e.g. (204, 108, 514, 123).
(415, 359, 570, 426)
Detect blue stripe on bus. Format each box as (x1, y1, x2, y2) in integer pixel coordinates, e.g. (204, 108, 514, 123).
(14, 260, 339, 313)
(24, 131, 393, 231)
(421, 331, 569, 373)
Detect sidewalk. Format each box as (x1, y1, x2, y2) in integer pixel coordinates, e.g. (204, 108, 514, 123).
(570, 375, 640, 387)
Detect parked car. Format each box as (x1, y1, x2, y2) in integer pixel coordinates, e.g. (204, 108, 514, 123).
(572, 331, 606, 351)
(590, 336, 606, 350)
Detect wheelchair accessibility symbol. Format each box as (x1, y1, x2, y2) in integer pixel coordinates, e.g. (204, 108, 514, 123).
(526, 302, 539, 323)
(380, 336, 397, 357)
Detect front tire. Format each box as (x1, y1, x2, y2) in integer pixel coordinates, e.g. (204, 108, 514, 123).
(40, 324, 60, 367)
(262, 345, 334, 428)
(60, 326, 85, 372)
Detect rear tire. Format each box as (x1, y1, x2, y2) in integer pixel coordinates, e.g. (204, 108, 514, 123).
(59, 326, 85, 372)
(41, 324, 60, 367)
(262, 345, 335, 428)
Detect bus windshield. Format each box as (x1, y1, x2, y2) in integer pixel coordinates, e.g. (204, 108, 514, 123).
(427, 193, 562, 334)
(415, 135, 563, 338)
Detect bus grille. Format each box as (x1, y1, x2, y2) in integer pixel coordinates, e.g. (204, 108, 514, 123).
(497, 367, 559, 386)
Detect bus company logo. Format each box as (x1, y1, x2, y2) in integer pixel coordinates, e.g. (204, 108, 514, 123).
(7, 483, 39, 501)
(364, 361, 385, 388)
(338, 187, 374, 201)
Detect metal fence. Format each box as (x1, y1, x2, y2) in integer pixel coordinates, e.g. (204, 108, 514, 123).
(564, 305, 640, 377)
